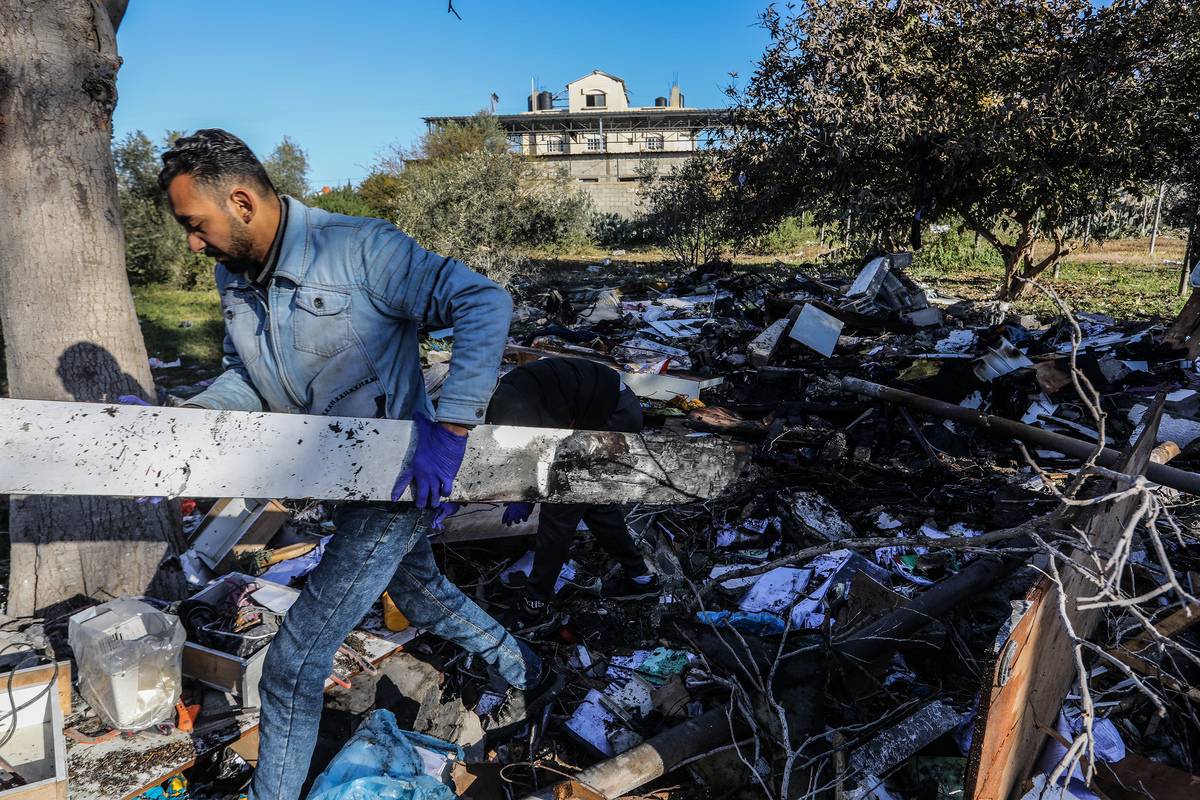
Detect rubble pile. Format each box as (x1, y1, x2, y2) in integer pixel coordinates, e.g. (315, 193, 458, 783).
(41, 254, 1200, 799)
(437, 254, 1199, 799)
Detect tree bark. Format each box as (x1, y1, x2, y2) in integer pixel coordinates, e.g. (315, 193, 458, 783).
(1181, 203, 1200, 297)
(0, 0, 185, 617)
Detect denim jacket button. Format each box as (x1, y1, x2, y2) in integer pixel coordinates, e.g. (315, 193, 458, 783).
(314, 297, 325, 309)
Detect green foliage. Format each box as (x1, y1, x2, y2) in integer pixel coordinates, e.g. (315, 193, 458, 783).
(114, 131, 213, 286)
(745, 216, 813, 256)
(389, 152, 589, 286)
(365, 112, 589, 285)
(416, 112, 509, 161)
(357, 171, 406, 220)
(912, 223, 1004, 277)
(590, 212, 645, 249)
(264, 135, 310, 198)
(728, 0, 1195, 298)
(638, 152, 741, 268)
(309, 184, 377, 217)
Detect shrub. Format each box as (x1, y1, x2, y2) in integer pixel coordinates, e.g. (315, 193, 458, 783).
(913, 221, 1004, 275)
(746, 216, 812, 255)
(638, 152, 741, 268)
(390, 152, 590, 287)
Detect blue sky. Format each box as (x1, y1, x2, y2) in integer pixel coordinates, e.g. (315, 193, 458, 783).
(112, 1, 772, 187)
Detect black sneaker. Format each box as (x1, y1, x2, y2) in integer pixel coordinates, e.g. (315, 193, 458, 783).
(517, 589, 552, 622)
(602, 572, 662, 601)
(483, 661, 565, 740)
(559, 571, 601, 596)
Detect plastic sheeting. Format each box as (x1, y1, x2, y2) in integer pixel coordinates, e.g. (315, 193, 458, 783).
(308, 709, 462, 800)
(68, 598, 185, 731)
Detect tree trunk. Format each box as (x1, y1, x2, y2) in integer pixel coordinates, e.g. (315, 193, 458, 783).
(0, 0, 185, 617)
(1149, 182, 1166, 256)
(1181, 204, 1200, 297)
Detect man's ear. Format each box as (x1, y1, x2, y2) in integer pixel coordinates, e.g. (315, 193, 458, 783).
(228, 187, 257, 224)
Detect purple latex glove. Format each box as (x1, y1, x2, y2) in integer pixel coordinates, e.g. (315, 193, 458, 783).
(117, 394, 151, 406)
(391, 414, 468, 508)
(502, 502, 534, 526)
(431, 502, 460, 532)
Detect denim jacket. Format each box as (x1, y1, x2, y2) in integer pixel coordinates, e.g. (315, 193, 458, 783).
(186, 196, 512, 425)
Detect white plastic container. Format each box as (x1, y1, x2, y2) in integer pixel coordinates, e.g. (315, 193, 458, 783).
(68, 598, 185, 731)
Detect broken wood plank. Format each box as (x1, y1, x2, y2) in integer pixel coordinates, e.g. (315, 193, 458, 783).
(848, 701, 961, 779)
(0, 400, 747, 505)
(965, 396, 1166, 800)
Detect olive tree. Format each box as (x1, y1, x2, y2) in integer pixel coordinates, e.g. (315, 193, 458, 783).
(728, 0, 1187, 299)
(638, 152, 742, 269)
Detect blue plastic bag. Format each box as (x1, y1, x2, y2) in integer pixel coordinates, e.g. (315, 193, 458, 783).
(695, 609, 787, 636)
(308, 710, 462, 800)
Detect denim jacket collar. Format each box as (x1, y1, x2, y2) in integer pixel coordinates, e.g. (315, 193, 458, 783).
(272, 195, 310, 285)
(219, 195, 309, 289)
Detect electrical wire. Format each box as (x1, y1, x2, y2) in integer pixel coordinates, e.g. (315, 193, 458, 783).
(0, 643, 59, 753)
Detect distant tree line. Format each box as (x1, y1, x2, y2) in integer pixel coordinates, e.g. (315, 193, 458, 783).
(113, 114, 592, 289)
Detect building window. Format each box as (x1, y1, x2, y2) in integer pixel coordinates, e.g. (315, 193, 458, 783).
(586, 135, 607, 152)
(585, 91, 606, 108)
(577, 177, 599, 183)
(646, 134, 664, 151)
(546, 136, 566, 153)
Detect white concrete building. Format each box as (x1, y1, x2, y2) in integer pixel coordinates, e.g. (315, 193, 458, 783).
(424, 70, 728, 217)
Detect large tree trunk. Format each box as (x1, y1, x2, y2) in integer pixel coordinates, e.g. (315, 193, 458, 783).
(0, 0, 185, 617)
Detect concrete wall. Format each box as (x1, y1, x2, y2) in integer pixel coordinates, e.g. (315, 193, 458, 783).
(530, 150, 694, 218)
(522, 127, 695, 157)
(565, 72, 629, 113)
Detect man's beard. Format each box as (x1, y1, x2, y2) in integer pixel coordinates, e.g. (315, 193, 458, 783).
(207, 222, 258, 274)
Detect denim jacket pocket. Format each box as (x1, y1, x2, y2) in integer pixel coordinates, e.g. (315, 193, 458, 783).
(293, 286, 354, 357)
(222, 291, 263, 366)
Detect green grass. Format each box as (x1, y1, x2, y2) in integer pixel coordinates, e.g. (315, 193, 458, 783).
(133, 285, 223, 371)
(909, 247, 1189, 320)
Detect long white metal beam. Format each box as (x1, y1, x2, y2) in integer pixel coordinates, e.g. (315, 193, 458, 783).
(0, 399, 745, 504)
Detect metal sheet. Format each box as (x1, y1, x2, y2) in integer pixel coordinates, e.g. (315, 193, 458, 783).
(0, 399, 743, 504)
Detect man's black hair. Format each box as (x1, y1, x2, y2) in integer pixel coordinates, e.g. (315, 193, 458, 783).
(158, 128, 277, 196)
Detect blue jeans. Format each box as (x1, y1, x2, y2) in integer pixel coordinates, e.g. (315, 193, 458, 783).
(250, 503, 539, 800)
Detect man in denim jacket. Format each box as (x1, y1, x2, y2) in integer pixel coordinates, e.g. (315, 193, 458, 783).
(159, 130, 560, 800)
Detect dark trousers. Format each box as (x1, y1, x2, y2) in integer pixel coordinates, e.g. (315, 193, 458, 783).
(528, 387, 647, 597)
